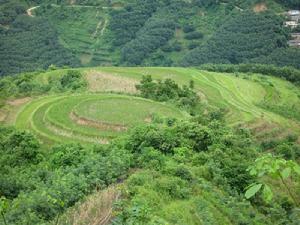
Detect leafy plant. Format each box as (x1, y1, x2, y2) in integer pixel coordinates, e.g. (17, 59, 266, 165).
(0, 197, 9, 225)
(245, 154, 300, 206)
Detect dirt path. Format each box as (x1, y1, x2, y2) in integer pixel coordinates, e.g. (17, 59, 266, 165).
(70, 111, 127, 132)
(27, 6, 40, 17)
(92, 18, 108, 38)
(27, 4, 120, 16)
(59, 186, 121, 225)
(253, 3, 267, 13)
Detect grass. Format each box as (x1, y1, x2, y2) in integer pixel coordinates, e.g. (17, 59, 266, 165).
(58, 185, 120, 225)
(74, 97, 184, 126)
(15, 93, 186, 144)
(12, 67, 300, 144)
(83, 67, 300, 141)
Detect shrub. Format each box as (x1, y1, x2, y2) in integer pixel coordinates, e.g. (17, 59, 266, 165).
(184, 31, 203, 40)
(60, 70, 87, 91)
(1, 130, 40, 166)
(183, 24, 195, 33)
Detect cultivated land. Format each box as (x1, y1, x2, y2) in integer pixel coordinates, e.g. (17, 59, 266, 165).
(6, 67, 300, 145)
(15, 94, 185, 145)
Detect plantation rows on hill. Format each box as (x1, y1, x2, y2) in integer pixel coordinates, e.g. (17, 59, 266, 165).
(1, 0, 300, 75)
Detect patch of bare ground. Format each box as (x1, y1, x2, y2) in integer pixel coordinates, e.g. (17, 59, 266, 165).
(243, 119, 294, 143)
(253, 3, 267, 13)
(70, 111, 128, 132)
(4, 97, 32, 125)
(85, 71, 138, 93)
(7, 97, 31, 106)
(59, 186, 120, 225)
(0, 110, 6, 122)
(144, 115, 152, 123)
(45, 120, 109, 144)
(197, 90, 207, 103)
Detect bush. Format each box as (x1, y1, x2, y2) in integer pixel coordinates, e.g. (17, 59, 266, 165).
(183, 24, 195, 33)
(1, 130, 41, 166)
(135, 75, 199, 110)
(59, 70, 87, 91)
(184, 31, 203, 40)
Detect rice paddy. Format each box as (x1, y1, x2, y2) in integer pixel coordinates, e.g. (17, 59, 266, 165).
(15, 93, 186, 144)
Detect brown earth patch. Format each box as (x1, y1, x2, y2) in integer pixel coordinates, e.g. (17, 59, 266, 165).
(85, 71, 138, 93)
(60, 185, 120, 225)
(0, 110, 6, 122)
(243, 119, 296, 143)
(144, 115, 152, 123)
(197, 90, 207, 103)
(70, 111, 127, 132)
(253, 3, 267, 13)
(7, 97, 31, 106)
(45, 120, 109, 144)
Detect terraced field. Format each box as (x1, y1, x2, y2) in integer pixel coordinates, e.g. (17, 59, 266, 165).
(38, 5, 113, 66)
(11, 67, 300, 145)
(15, 93, 186, 144)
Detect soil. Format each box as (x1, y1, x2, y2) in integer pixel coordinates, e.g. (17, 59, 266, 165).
(70, 111, 128, 132)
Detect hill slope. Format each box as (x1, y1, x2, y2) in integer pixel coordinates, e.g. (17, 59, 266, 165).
(1, 67, 300, 225)
(1, 0, 299, 75)
(1, 67, 300, 145)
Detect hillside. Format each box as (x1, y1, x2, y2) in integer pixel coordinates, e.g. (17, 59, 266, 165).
(0, 67, 300, 224)
(0, 0, 300, 75)
(1, 0, 300, 225)
(1, 67, 299, 143)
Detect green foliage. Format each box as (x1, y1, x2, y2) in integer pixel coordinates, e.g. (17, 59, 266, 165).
(59, 70, 87, 91)
(49, 144, 87, 168)
(136, 75, 199, 111)
(109, 0, 159, 47)
(0, 15, 79, 76)
(0, 137, 132, 224)
(0, 128, 41, 167)
(1, 0, 298, 71)
(246, 154, 300, 206)
(0, 69, 86, 100)
(121, 18, 176, 65)
(182, 12, 292, 66)
(275, 0, 300, 8)
(199, 63, 300, 84)
(184, 31, 204, 40)
(0, 197, 9, 225)
(113, 119, 274, 224)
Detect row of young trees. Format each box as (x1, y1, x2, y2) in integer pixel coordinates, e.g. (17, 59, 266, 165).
(108, 0, 159, 47)
(199, 63, 300, 84)
(121, 19, 175, 65)
(0, 15, 79, 76)
(182, 12, 291, 66)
